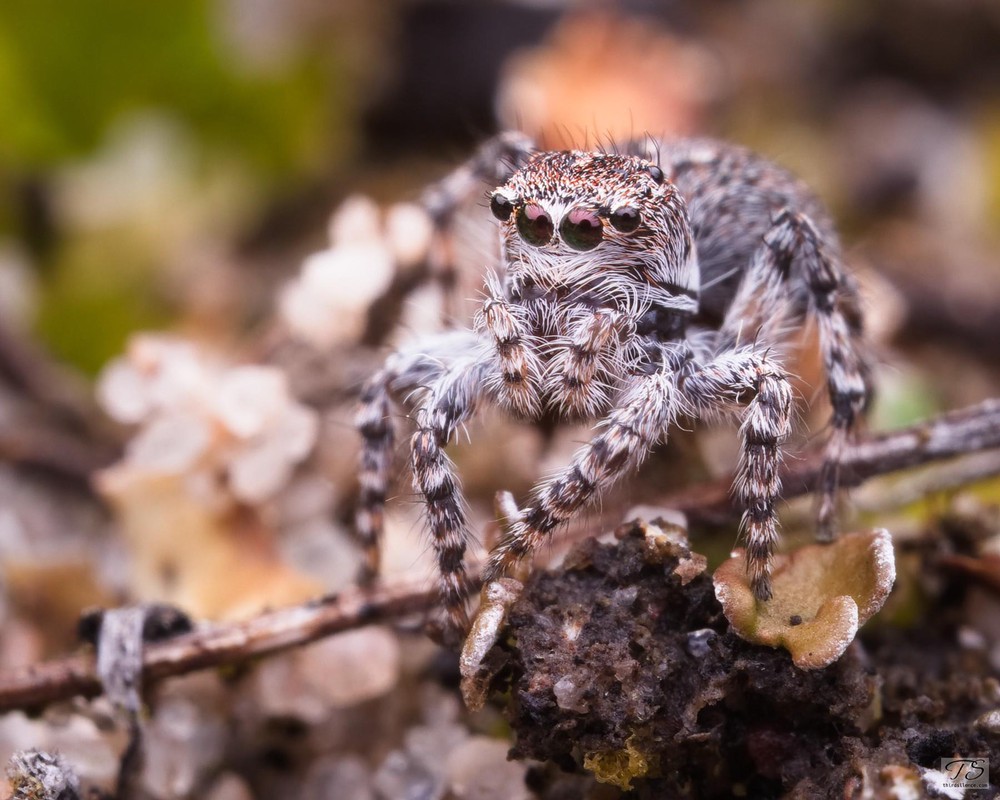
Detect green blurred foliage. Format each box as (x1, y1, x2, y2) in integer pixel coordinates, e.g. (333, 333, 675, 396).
(0, 0, 340, 176)
(34, 231, 174, 375)
(0, 0, 355, 373)
(869, 369, 940, 431)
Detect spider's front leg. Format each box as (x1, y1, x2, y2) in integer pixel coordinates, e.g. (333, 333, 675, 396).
(410, 351, 494, 637)
(718, 209, 872, 539)
(681, 349, 794, 600)
(355, 331, 481, 584)
(421, 132, 536, 224)
(486, 361, 683, 581)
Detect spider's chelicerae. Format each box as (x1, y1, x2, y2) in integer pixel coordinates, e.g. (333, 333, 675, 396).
(355, 133, 872, 637)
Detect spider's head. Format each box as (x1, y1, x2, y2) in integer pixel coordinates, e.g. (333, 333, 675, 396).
(489, 151, 696, 305)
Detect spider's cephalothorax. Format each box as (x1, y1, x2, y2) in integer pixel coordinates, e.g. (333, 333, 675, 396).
(356, 134, 872, 638)
(482, 150, 697, 420)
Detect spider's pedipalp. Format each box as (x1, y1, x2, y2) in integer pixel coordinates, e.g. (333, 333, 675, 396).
(478, 274, 543, 417)
(545, 308, 624, 417)
(486, 361, 684, 581)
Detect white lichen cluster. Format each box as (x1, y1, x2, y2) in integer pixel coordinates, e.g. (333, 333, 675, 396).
(279, 195, 433, 347)
(97, 334, 318, 506)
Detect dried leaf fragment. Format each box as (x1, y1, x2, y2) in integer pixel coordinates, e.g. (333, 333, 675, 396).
(460, 578, 523, 711)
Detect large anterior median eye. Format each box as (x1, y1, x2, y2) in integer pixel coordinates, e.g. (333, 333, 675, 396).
(517, 203, 554, 246)
(560, 207, 603, 251)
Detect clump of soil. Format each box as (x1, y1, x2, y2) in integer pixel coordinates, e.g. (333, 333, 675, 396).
(483, 523, 1000, 798)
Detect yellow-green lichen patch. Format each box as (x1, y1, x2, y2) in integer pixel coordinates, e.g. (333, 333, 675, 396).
(583, 736, 656, 789)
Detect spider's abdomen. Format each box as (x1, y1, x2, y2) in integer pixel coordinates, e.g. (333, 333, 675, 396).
(644, 138, 840, 328)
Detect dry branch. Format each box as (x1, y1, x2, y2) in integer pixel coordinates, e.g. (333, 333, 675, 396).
(0, 576, 446, 714)
(665, 398, 1000, 524)
(1, 399, 999, 714)
(0, 426, 118, 485)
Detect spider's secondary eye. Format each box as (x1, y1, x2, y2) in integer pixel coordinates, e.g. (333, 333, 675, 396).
(647, 165, 665, 184)
(490, 193, 513, 221)
(560, 207, 603, 251)
(609, 206, 641, 233)
(517, 203, 554, 246)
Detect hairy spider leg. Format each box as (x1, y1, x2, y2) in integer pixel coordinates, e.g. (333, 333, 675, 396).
(355, 331, 482, 586)
(716, 209, 872, 542)
(680, 349, 793, 600)
(410, 355, 495, 636)
(421, 132, 537, 225)
(421, 133, 537, 316)
(356, 373, 395, 583)
(478, 274, 544, 417)
(356, 135, 538, 585)
(485, 358, 683, 581)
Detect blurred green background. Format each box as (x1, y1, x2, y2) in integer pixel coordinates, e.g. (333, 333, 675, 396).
(0, 0, 356, 371)
(0, 0, 998, 405)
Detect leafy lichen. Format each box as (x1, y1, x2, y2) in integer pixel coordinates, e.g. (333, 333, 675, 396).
(713, 529, 896, 668)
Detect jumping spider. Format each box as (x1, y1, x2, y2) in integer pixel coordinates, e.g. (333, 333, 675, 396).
(355, 133, 872, 638)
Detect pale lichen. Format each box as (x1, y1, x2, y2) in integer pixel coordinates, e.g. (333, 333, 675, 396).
(459, 578, 523, 711)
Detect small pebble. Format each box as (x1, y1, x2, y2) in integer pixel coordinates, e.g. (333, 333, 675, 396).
(445, 736, 530, 800)
(373, 749, 441, 800)
(974, 709, 1000, 736)
(302, 628, 401, 708)
(611, 586, 639, 608)
(686, 628, 718, 658)
(253, 628, 401, 724)
(553, 677, 589, 713)
(405, 723, 470, 774)
(204, 772, 254, 800)
(957, 625, 987, 651)
(141, 697, 227, 799)
(302, 755, 374, 800)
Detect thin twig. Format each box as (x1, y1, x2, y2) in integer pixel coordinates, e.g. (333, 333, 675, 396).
(0, 320, 114, 441)
(664, 398, 1000, 524)
(0, 399, 998, 714)
(0, 426, 118, 486)
(0, 576, 450, 713)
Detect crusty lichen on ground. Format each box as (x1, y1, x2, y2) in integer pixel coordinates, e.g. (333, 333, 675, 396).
(471, 519, 999, 798)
